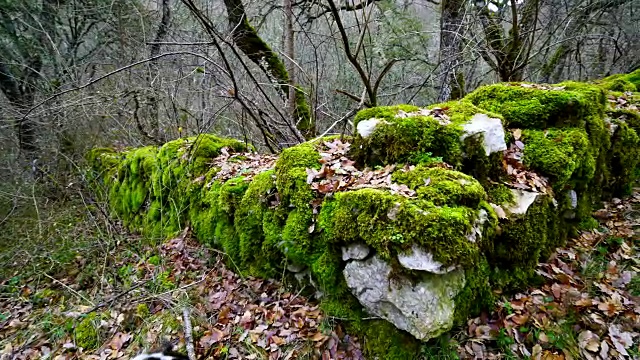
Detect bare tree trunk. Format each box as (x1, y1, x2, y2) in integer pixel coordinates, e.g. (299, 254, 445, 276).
(223, 0, 314, 139)
(438, 0, 466, 101)
(284, 0, 296, 124)
(0, 40, 46, 157)
(146, 0, 171, 143)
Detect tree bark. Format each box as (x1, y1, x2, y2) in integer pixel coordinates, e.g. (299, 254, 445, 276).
(223, 0, 315, 139)
(438, 0, 466, 101)
(540, 0, 632, 83)
(477, 0, 539, 82)
(0, 63, 39, 155)
(146, 0, 171, 143)
(284, 0, 296, 124)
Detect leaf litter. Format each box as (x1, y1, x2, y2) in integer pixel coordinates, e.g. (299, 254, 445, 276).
(455, 189, 640, 359)
(305, 139, 418, 198)
(0, 225, 363, 360)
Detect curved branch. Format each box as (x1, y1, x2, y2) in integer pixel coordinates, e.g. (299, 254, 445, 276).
(373, 59, 399, 101)
(326, 0, 376, 106)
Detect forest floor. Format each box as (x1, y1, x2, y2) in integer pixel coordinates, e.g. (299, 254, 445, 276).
(0, 188, 638, 360)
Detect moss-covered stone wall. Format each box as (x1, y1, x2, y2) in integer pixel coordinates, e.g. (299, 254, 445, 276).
(88, 70, 640, 359)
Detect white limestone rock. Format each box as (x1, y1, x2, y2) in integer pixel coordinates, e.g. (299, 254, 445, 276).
(563, 190, 579, 219)
(342, 243, 370, 261)
(397, 244, 457, 274)
(569, 190, 578, 209)
(460, 113, 507, 156)
(357, 118, 385, 138)
(604, 117, 619, 136)
(343, 255, 465, 341)
(507, 189, 540, 215)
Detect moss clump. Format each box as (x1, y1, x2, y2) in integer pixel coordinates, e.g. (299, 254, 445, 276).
(351, 103, 490, 169)
(465, 83, 605, 129)
(353, 104, 420, 125)
(607, 120, 640, 195)
(235, 170, 282, 277)
(578, 217, 599, 231)
(489, 194, 563, 290)
(360, 320, 421, 359)
(136, 303, 151, 318)
(453, 258, 494, 325)
(352, 101, 507, 182)
(351, 112, 464, 168)
(319, 298, 421, 360)
(274, 142, 320, 209)
(598, 69, 640, 92)
(486, 183, 515, 205)
(428, 100, 504, 125)
(392, 165, 486, 208)
(319, 189, 480, 268)
(521, 128, 594, 190)
(608, 109, 640, 133)
(86, 134, 248, 240)
(74, 313, 100, 350)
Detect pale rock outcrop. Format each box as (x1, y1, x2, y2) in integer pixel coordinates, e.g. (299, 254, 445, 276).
(343, 255, 466, 341)
(507, 189, 540, 215)
(397, 244, 457, 274)
(460, 113, 507, 156)
(342, 243, 370, 261)
(356, 118, 384, 138)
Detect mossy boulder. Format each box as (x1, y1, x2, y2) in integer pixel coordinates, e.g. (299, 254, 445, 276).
(88, 135, 497, 357)
(88, 70, 640, 359)
(597, 68, 640, 92)
(464, 82, 606, 129)
(351, 101, 507, 184)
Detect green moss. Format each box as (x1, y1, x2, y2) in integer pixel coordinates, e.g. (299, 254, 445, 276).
(74, 313, 100, 350)
(486, 183, 515, 204)
(578, 217, 599, 231)
(319, 297, 420, 359)
(465, 83, 605, 129)
(311, 249, 343, 294)
(607, 120, 640, 195)
(598, 69, 640, 92)
(136, 304, 150, 318)
(461, 135, 505, 184)
(86, 147, 120, 172)
(429, 100, 504, 124)
(521, 128, 593, 189)
(353, 104, 420, 125)
(453, 257, 494, 325)
(490, 266, 544, 293)
(352, 101, 507, 176)
(489, 194, 564, 290)
(608, 109, 640, 133)
(235, 170, 282, 277)
(281, 208, 315, 264)
(274, 143, 320, 209)
(360, 320, 421, 359)
(392, 165, 486, 208)
(351, 110, 464, 168)
(319, 189, 480, 267)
